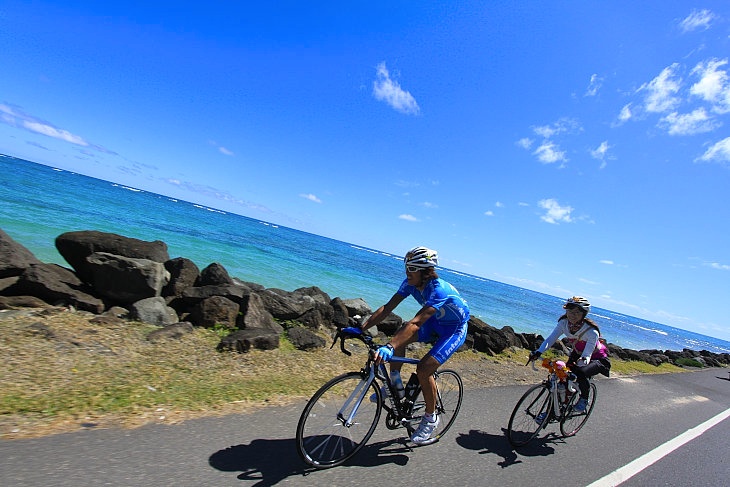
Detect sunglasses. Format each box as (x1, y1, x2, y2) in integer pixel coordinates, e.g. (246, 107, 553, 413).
(405, 265, 421, 273)
(565, 303, 583, 311)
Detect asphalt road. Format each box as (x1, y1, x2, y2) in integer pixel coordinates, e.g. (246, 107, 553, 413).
(2, 368, 728, 486)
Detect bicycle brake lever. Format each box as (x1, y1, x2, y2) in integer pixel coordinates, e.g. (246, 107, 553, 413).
(340, 337, 352, 356)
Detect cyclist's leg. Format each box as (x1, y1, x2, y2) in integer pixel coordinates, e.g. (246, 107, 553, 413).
(573, 360, 603, 398)
(416, 355, 440, 414)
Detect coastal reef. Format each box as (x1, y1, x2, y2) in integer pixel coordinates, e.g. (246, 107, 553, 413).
(1, 228, 728, 368)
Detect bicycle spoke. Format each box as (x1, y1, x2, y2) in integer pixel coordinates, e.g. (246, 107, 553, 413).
(507, 384, 551, 448)
(560, 383, 597, 437)
(296, 372, 381, 468)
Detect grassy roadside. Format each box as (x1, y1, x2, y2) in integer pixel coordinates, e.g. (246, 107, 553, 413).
(0, 308, 687, 439)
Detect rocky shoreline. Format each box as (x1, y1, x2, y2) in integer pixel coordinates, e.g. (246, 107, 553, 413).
(1, 228, 728, 369)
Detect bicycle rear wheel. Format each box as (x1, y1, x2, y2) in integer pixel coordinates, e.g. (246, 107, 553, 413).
(507, 383, 552, 448)
(296, 371, 381, 468)
(560, 382, 597, 437)
(409, 369, 463, 443)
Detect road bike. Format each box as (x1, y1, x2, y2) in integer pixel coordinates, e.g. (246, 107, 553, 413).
(506, 357, 597, 448)
(295, 327, 464, 468)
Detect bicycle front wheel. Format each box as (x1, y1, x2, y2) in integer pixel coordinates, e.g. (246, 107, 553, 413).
(507, 383, 552, 448)
(560, 382, 597, 437)
(409, 369, 464, 442)
(296, 372, 381, 468)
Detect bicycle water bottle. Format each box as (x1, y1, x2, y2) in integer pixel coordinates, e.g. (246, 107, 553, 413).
(404, 373, 420, 403)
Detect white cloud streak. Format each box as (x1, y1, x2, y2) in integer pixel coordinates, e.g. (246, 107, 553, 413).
(533, 141, 567, 164)
(639, 64, 682, 113)
(399, 214, 420, 222)
(373, 62, 420, 115)
(299, 193, 322, 203)
(697, 137, 730, 164)
(585, 74, 603, 96)
(660, 108, 720, 135)
(679, 9, 715, 33)
(0, 103, 90, 146)
(690, 58, 730, 114)
(538, 198, 573, 224)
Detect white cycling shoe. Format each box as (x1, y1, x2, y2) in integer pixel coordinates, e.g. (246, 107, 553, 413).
(411, 414, 439, 444)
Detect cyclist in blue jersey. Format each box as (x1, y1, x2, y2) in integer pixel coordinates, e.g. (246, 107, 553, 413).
(360, 246, 470, 444)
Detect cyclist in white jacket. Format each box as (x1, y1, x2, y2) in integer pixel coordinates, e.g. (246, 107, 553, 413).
(529, 296, 610, 412)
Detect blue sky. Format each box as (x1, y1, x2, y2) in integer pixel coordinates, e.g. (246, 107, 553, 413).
(1, 1, 729, 342)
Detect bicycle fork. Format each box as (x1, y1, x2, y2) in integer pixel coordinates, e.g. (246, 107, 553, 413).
(337, 367, 376, 427)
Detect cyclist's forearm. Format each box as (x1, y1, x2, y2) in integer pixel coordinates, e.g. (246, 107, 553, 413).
(388, 321, 420, 350)
(362, 306, 388, 330)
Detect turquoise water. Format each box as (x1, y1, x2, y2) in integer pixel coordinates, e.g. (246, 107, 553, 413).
(2, 154, 729, 354)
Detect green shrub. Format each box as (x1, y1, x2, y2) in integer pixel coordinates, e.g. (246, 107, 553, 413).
(674, 357, 704, 368)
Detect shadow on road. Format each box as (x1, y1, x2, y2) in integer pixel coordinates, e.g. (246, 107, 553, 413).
(209, 437, 411, 485)
(455, 428, 558, 468)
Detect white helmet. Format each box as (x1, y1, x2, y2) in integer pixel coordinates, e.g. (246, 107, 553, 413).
(404, 246, 439, 269)
(564, 296, 591, 312)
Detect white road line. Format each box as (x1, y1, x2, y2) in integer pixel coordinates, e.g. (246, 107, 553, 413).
(586, 408, 730, 487)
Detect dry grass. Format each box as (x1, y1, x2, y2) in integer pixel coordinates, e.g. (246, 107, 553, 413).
(0, 307, 685, 440)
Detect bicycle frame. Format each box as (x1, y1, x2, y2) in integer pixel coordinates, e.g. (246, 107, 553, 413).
(337, 354, 419, 428)
(533, 359, 577, 421)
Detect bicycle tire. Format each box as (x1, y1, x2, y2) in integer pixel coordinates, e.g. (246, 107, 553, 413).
(296, 371, 381, 468)
(507, 383, 552, 448)
(560, 382, 597, 437)
(409, 369, 463, 443)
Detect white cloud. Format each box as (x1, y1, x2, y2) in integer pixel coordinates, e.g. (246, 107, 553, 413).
(517, 137, 533, 150)
(660, 108, 720, 135)
(219, 146, 234, 156)
(538, 198, 573, 224)
(399, 214, 420, 222)
(495, 201, 504, 208)
(617, 104, 632, 124)
(373, 62, 420, 115)
(706, 262, 730, 271)
(533, 118, 580, 139)
(0, 104, 89, 146)
(299, 193, 322, 203)
(697, 136, 730, 164)
(533, 141, 567, 164)
(599, 260, 614, 265)
(421, 201, 438, 208)
(484, 210, 494, 216)
(690, 58, 730, 114)
(590, 141, 612, 169)
(679, 9, 715, 33)
(585, 74, 603, 96)
(639, 64, 682, 113)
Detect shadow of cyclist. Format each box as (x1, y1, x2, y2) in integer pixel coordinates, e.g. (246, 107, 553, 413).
(209, 437, 410, 485)
(455, 429, 558, 468)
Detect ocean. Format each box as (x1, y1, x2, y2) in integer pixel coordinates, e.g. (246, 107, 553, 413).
(2, 154, 729, 354)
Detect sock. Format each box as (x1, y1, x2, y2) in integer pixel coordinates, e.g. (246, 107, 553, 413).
(424, 412, 436, 423)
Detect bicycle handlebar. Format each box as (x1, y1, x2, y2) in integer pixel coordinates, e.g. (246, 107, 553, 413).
(330, 327, 373, 356)
(330, 327, 420, 365)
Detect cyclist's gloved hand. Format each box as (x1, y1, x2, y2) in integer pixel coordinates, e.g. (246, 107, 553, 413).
(529, 350, 542, 361)
(340, 327, 362, 336)
(575, 357, 589, 367)
(375, 344, 394, 362)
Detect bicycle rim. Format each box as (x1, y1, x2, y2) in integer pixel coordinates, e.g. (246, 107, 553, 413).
(507, 384, 551, 448)
(296, 372, 381, 468)
(560, 383, 597, 437)
(409, 369, 463, 443)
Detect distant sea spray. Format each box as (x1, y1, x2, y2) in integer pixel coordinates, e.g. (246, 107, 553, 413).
(2, 154, 729, 354)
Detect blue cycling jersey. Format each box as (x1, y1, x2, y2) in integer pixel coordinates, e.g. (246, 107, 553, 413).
(396, 277, 470, 325)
